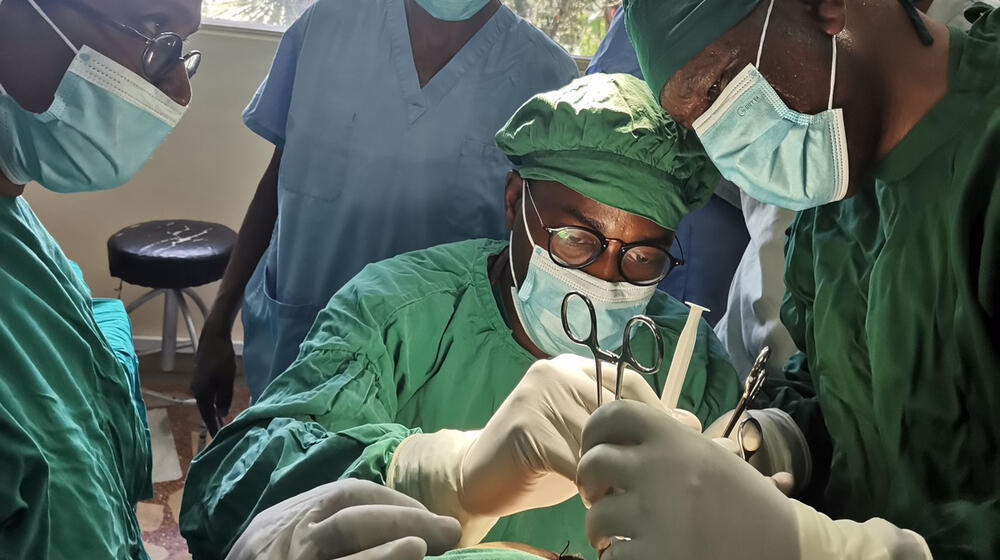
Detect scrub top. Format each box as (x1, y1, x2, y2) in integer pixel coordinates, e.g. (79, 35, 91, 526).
(584, 9, 642, 78)
(766, 13, 1000, 558)
(240, 0, 579, 399)
(585, 9, 749, 326)
(714, 192, 797, 379)
(0, 196, 151, 559)
(181, 239, 740, 560)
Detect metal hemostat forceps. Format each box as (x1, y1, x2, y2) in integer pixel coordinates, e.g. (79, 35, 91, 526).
(561, 291, 664, 407)
(723, 346, 771, 461)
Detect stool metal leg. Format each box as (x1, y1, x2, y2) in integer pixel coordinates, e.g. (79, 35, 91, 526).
(126, 288, 165, 313)
(183, 288, 210, 319)
(177, 292, 199, 354)
(161, 289, 179, 372)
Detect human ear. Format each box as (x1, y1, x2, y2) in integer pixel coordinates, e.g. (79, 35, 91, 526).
(503, 171, 523, 230)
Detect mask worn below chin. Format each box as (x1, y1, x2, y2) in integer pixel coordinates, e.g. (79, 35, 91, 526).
(413, 0, 491, 21)
(0, 0, 187, 193)
(692, 0, 849, 211)
(508, 183, 657, 358)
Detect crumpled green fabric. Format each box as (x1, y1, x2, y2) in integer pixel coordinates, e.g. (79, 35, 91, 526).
(0, 196, 151, 559)
(495, 73, 719, 230)
(766, 14, 1000, 559)
(180, 239, 739, 560)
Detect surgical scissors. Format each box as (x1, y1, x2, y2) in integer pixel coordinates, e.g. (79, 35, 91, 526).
(723, 346, 770, 462)
(722, 346, 771, 438)
(561, 292, 663, 407)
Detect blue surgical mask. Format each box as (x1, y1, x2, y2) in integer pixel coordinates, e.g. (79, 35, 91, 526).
(692, 0, 849, 211)
(508, 186, 657, 358)
(413, 0, 491, 21)
(0, 0, 186, 193)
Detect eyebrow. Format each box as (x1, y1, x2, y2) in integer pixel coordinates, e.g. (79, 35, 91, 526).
(562, 205, 608, 233)
(561, 205, 674, 247)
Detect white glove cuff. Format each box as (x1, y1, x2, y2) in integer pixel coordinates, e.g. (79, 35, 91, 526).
(791, 500, 933, 560)
(748, 408, 812, 493)
(387, 431, 498, 547)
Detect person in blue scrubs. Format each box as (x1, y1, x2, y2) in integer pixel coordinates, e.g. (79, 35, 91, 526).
(192, 0, 579, 432)
(585, 8, 749, 328)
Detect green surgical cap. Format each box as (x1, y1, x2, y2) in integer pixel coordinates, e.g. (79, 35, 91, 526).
(495, 73, 719, 231)
(623, 0, 760, 101)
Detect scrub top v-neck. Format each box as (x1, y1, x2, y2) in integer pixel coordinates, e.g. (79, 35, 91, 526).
(239, 0, 578, 398)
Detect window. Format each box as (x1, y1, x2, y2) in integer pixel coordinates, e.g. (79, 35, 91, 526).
(508, 0, 614, 56)
(202, 0, 615, 56)
(202, 0, 315, 29)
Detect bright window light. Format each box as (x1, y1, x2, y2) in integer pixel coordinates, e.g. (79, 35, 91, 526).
(201, 0, 615, 56)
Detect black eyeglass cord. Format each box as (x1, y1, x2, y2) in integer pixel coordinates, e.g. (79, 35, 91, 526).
(897, 0, 935, 46)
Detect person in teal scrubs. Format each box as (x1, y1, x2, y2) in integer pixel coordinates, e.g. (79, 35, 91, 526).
(191, 0, 581, 427)
(180, 73, 739, 560)
(0, 0, 200, 557)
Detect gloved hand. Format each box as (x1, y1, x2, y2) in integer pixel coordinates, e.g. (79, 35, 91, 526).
(703, 408, 811, 496)
(191, 318, 237, 435)
(578, 401, 932, 560)
(387, 354, 699, 546)
(226, 479, 461, 560)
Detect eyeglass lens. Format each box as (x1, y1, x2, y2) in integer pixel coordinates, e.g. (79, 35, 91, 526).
(548, 227, 673, 284)
(143, 33, 201, 81)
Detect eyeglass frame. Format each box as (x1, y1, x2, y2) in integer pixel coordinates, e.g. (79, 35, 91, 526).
(524, 180, 685, 286)
(66, 1, 202, 82)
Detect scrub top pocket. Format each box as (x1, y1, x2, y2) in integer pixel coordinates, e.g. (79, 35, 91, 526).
(242, 262, 323, 399)
(280, 114, 357, 203)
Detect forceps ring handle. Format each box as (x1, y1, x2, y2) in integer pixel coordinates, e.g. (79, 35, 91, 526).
(562, 292, 612, 406)
(615, 315, 663, 400)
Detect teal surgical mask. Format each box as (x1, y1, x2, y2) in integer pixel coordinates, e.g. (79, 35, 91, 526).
(508, 187, 657, 358)
(692, 0, 849, 211)
(413, 0, 491, 21)
(0, 0, 186, 193)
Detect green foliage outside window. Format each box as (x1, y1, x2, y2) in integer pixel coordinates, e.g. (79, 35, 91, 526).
(202, 0, 616, 56)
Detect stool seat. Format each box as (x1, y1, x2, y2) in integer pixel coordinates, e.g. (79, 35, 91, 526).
(108, 220, 237, 289)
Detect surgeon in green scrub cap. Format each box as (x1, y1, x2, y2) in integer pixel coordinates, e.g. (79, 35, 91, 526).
(180, 73, 740, 560)
(571, 1, 1000, 559)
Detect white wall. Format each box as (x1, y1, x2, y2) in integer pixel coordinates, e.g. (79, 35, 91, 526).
(25, 24, 282, 341)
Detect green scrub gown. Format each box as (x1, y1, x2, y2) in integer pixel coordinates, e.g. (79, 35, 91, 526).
(0, 196, 152, 559)
(767, 13, 1000, 559)
(180, 239, 739, 560)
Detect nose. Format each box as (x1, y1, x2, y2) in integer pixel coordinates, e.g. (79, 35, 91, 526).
(155, 62, 192, 106)
(584, 241, 624, 283)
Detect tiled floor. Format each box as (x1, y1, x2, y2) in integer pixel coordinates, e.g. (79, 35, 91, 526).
(137, 352, 250, 560)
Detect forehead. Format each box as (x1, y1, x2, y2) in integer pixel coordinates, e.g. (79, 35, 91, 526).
(531, 180, 671, 239)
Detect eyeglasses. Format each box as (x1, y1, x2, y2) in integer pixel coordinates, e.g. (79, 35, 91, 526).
(525, 183, 684, 286)
(70, 2, 202, 83)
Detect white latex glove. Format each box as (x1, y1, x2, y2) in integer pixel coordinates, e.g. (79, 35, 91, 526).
(226, 479, 461, 560)
(387, 354, 700, 546)
(704, 408, 811, 496)
(577, 401, 932, 560)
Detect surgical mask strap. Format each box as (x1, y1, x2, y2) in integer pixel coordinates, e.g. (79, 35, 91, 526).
(26, 0, 79, 54)
(509, 179, 538, 291)
(756, 0, 838, 111)
(754, 0, 776, 68)
(827, 37, 837, 110)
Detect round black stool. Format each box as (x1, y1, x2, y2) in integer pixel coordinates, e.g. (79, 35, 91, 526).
(109, 220, 237, 373)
